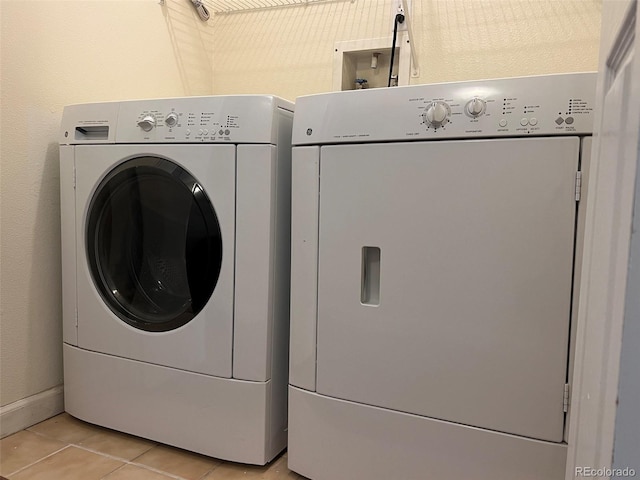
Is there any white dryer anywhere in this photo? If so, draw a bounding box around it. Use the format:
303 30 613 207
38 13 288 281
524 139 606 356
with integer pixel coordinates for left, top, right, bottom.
59 95 293 464
288 73 596 479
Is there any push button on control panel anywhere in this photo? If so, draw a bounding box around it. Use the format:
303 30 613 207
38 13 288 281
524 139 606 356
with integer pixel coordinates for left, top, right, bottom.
555 117 565 125
499 119 508 127
565 117 574 125
520 118 529 126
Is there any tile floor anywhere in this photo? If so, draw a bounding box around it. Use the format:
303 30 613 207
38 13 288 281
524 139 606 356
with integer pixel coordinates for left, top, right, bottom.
0 413 306 480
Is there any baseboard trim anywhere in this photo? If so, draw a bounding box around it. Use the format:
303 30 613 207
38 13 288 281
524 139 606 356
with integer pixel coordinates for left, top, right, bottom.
0 385 64 438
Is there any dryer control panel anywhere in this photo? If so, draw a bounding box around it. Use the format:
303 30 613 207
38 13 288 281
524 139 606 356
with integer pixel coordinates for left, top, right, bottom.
292 72 596 145
60 95 294 145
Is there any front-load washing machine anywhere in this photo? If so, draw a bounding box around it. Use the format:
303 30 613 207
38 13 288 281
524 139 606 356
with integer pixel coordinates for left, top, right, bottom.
288 73 596 479
59 95 293 464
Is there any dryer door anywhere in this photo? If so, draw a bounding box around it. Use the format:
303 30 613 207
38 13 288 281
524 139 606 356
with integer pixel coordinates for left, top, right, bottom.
315 137 580 443
75 145 235 377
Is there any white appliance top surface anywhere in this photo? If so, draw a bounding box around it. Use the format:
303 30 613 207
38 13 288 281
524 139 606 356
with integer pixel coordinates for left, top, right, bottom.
292 72 596 145
60 95 294 145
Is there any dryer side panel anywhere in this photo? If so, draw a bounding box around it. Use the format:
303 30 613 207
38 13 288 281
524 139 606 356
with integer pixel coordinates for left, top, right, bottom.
60 145 77 346
289 147 320 392
267 108 293 459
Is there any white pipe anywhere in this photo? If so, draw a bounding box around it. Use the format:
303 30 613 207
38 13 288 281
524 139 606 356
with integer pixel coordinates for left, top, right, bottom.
401 0 419 77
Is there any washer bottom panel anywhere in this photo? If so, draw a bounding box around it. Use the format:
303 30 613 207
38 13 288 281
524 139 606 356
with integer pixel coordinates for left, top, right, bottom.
64 344 283 465
288 386 567 480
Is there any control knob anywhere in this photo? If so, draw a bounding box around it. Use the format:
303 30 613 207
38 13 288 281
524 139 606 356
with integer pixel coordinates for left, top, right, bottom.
424 102 450 128
165 113 179 127
466 97 486 117
138 115 156 132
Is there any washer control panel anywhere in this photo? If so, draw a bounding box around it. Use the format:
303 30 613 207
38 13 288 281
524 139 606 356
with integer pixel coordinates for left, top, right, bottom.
60 95 294 145
119 96 275 143
293 72 596 145
124 105 243 142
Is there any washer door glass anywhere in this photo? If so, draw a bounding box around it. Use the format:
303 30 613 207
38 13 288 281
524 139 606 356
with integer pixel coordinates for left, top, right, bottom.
86 157 223 332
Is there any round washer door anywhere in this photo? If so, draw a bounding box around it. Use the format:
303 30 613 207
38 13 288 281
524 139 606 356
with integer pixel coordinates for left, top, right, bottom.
86 156 222 332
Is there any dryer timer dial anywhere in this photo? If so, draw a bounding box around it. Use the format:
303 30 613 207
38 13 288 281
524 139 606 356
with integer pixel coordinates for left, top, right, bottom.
424 102 450 128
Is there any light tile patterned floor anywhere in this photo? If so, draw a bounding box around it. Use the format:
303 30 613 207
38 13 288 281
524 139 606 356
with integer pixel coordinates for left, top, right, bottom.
0 413 306 480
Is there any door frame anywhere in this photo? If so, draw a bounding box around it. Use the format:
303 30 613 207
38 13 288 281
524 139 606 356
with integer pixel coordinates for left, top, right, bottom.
566 0 640 477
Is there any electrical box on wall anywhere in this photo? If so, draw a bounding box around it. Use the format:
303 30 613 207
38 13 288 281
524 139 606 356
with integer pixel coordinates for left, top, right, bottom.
333 35 412 91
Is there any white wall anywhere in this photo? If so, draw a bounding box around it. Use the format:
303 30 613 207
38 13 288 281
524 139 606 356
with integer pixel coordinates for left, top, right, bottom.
0 0 214 422
211 0 602 100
